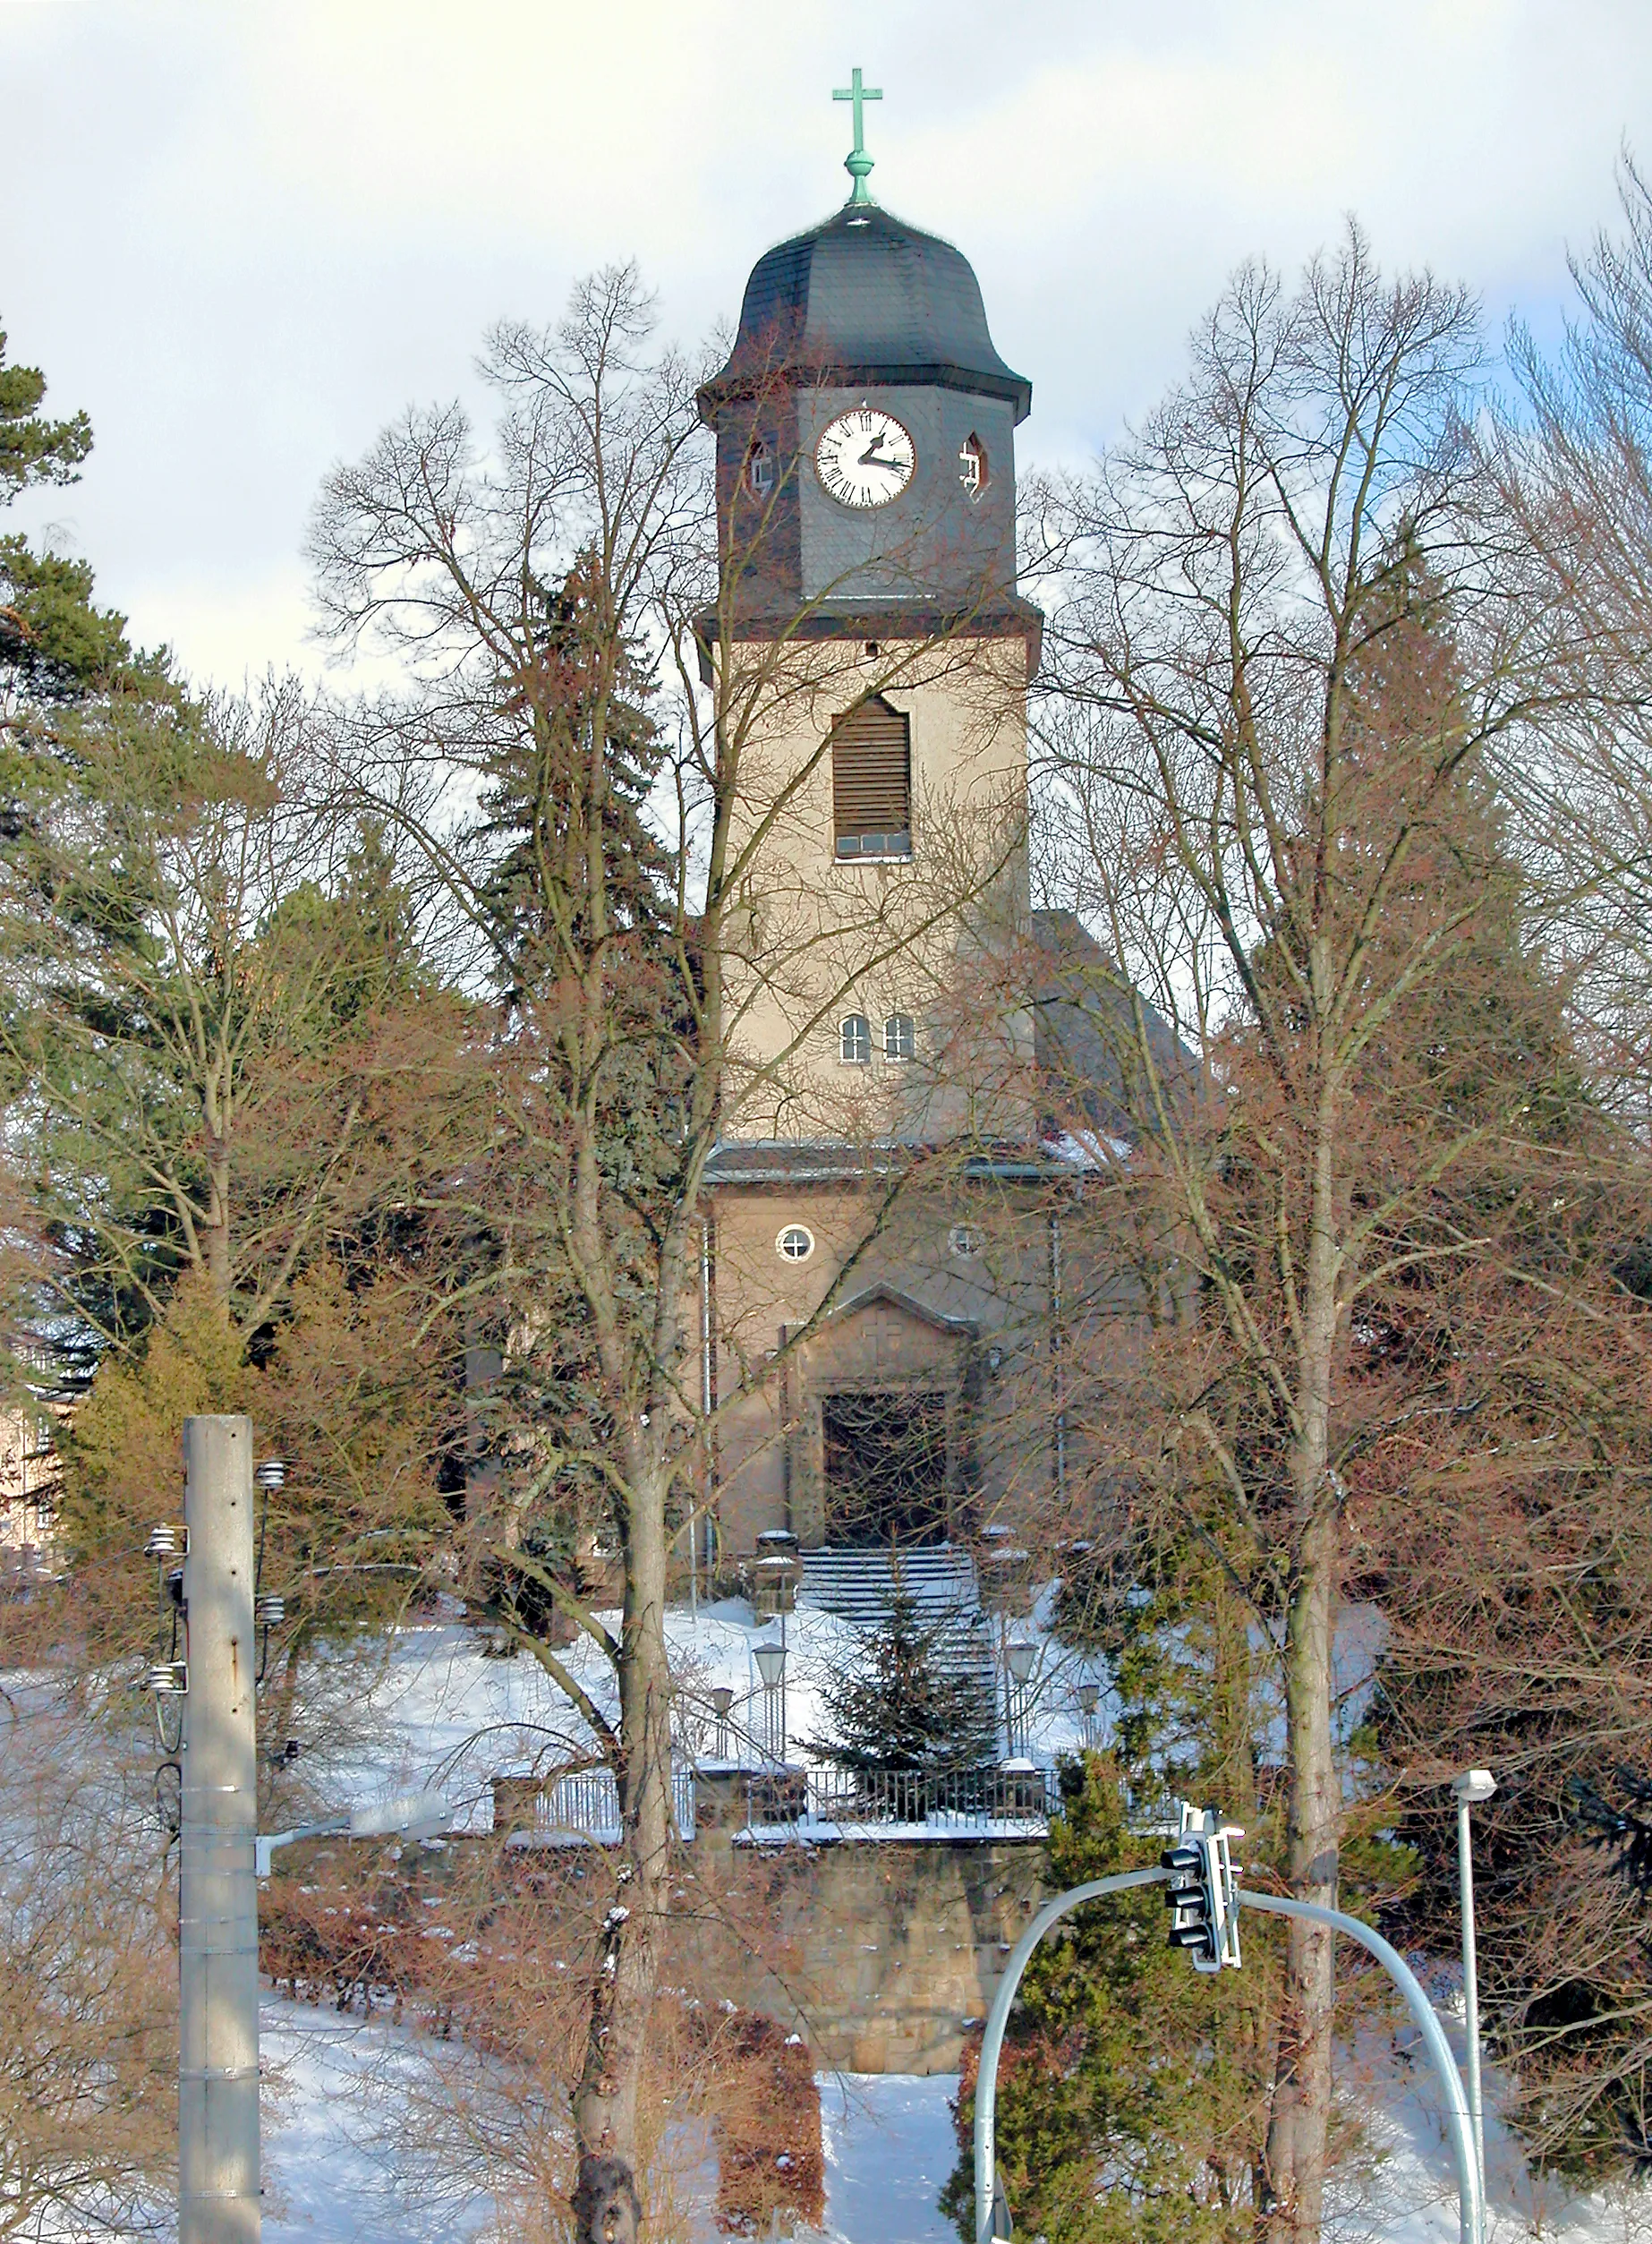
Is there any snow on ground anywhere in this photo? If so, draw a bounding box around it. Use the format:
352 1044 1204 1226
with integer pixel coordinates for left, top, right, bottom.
259 1994 959 2244
13 1593 1639 2242
817 2073 960 2243
260 1988 958 2244
261 2001 490 2244
260 1992 1641 2244
309 1601 889 1829
301 1584 1392 1837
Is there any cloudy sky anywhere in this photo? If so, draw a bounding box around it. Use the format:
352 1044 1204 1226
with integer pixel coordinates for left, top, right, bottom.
6 0 1652 690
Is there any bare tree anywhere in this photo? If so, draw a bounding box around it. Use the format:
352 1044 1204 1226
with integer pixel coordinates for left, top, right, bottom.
0 1688 175 2240
1034 224 1558 2240
310 264 1027 2240
1483 156 1652 1133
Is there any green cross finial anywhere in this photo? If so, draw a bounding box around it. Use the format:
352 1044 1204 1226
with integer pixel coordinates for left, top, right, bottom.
833 66 882 206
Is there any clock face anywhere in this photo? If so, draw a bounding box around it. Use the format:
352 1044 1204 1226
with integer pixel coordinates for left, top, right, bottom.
814 406 916 509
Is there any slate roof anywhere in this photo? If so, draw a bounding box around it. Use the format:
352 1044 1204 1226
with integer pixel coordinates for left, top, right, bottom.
1030 909 1189 1136
698 203 1032 426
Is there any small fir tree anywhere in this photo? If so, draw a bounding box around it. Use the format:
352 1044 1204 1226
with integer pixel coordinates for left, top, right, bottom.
807 1579 997 1777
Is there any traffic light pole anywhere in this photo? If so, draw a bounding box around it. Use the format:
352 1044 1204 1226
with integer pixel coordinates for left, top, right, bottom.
973 1873 1482 2244
973 1867 1167 2244
1239 1890 1481 2244
179 1415 262 2244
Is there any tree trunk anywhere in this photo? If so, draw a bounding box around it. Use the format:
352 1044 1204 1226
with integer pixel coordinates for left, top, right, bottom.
571 1459 673 2244
1260 1531 1339 2242
1262 1104 1341 2244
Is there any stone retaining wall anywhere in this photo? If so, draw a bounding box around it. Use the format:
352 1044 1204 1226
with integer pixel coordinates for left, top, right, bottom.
689 1770 1046 2075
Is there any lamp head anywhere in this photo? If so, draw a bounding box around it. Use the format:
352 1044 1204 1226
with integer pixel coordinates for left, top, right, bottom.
1451 1769 1497 1804
1006 1640 1037 1684
753 1642 787 1689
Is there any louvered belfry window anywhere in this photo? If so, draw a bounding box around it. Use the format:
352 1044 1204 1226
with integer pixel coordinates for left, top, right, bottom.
830 695 911 858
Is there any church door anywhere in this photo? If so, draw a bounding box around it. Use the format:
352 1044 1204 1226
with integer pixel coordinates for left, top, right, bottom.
820 1389 949 1547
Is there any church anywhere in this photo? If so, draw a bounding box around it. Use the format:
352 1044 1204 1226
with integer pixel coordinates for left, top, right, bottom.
688 81 1125 1577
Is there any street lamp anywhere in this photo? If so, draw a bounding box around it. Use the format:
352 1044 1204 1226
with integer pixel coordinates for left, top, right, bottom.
1452 1768 1496 2201
753 1640 787 1764
711 1685 734 1760
1077 1681 1100 1750
1005 1638 1037 1761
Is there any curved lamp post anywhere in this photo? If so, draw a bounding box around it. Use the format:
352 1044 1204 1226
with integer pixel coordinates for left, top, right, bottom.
974 1870 1482 2244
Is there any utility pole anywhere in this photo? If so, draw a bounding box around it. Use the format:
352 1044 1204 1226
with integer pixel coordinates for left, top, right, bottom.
179 1415 261 2244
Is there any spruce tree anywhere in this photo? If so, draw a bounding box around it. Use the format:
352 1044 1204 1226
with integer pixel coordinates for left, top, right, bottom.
806 1577 997 1779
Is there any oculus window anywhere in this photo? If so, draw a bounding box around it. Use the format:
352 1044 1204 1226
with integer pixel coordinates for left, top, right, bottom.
839 1013 872 1065
776 1224 815 1263
883 1012 915 1061
830 695 911 859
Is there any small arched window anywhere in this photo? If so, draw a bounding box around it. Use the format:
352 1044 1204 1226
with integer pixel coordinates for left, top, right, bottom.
883 1012 915 1062
776 1224 815 1263
839 1014 872 1065
746 439 774 498
959 434 988 496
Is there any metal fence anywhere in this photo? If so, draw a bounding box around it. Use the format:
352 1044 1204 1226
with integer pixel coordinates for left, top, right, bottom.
527 1763 698 1845
745 1764 1052 1833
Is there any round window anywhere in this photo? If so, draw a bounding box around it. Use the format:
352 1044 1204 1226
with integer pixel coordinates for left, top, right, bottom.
777 1224 815 1264
948 1224 984 1260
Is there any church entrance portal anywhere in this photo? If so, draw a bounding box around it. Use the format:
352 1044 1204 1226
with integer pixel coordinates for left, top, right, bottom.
821 1389 949 1547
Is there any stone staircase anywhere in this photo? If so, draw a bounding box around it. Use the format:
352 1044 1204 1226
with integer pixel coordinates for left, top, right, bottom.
797 1545 996 1687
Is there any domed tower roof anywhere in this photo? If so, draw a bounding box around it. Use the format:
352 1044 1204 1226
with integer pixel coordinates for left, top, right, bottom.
698 202 1032 427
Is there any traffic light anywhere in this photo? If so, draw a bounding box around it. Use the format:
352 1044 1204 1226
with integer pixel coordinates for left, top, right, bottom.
1160 1801 1242 1974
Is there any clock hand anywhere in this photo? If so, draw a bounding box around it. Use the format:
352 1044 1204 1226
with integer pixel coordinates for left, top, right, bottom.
856 446 906 471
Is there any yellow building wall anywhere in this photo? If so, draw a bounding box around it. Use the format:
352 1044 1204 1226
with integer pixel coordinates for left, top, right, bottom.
715 634 1034 1144
708 1177 1057 1554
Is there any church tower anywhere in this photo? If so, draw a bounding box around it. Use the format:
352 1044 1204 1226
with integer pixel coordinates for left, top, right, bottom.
700 81 1051 1560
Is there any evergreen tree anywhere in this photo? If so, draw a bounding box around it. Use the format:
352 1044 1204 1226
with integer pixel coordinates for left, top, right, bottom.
806 1578 997 1778
0 322 90 501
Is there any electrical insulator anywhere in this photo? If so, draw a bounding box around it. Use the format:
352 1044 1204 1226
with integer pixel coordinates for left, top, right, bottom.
146 1661 189 1696
144 1523 187 1559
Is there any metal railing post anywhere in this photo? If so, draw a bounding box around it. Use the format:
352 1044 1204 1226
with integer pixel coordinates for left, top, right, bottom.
179 1415 261 2244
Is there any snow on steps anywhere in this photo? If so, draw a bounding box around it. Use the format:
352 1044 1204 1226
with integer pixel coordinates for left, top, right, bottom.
796 1545 995 1685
